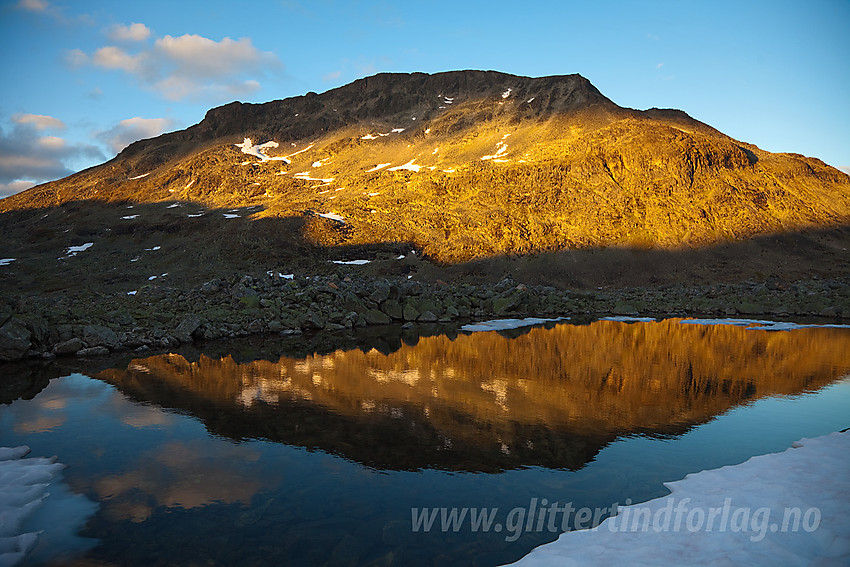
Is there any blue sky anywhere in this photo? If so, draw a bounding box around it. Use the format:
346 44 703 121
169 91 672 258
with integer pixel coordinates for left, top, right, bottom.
1 0 848 197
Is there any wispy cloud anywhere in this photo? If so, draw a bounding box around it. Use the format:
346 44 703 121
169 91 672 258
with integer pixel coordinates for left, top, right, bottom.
17 0 48 12
70 29 281 102
656 62 664 69
16 0 92 24
96 117 175 154
646 33 660 41
323 70 342 82
0 115 104 197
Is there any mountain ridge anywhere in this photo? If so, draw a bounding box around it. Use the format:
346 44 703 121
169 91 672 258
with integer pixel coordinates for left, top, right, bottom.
1 69 848 267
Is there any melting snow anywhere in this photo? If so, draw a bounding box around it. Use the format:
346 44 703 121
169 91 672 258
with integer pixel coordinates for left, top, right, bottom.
121 215 139 220
186 213 203 218
391 128 405 133
223 213 240 219
330 259 371 265
527 97 535 103
512 431 850 567
64 243 93 257
127 290 137 295
367 192 380 196
166 203 181 208
482 141 509 160
127 173 150 180
235 138 291 163
425 128 431 134
0 258 15 266
502 88 513 99
148 275 157 280
0 446 98 566
388 159 421 172
284 144 314 159
184 179 195 189
312 158 330 167
317 212 345 222
145 246 160 251
294 172 335 182
267 271 295 279
443 169 456 173
461 317 568 332
366 163 391 172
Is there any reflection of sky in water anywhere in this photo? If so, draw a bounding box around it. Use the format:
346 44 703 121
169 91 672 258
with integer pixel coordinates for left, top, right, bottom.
2 370 850 564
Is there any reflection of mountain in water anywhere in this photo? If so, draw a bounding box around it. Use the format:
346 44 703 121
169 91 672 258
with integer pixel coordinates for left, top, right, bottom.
98 319 850 472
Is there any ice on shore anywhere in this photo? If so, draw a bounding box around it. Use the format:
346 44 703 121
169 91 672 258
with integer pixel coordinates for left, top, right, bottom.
0 446 97 566
678 318 850 331
460 317 568 332
603 316 850 331
511 431 850 567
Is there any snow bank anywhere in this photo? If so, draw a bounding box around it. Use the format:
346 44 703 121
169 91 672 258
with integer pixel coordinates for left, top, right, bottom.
0 259 15 266
316 212 345 223
388 159 421 172
62 243 93 258
235 138 290 163
330 259 370 265
0 446 97 566
121 215 139 220
127 173 150 180
511 431 850 567
366 163 391 172
460 317 568 332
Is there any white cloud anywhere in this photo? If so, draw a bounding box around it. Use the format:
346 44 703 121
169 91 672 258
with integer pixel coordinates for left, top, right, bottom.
75 32 280 102
93 45 148 75
0 118 104 196
97 117 175 154
12 113 66 131
106 22 151 42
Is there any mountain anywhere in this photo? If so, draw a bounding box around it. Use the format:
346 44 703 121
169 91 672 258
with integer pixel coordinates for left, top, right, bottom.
1 70 849 296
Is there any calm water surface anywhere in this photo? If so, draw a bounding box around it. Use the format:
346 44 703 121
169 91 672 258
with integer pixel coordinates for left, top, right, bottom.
2 318 849 566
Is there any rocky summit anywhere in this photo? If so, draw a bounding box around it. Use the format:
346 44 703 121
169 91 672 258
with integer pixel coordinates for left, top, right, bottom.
1 70 849 363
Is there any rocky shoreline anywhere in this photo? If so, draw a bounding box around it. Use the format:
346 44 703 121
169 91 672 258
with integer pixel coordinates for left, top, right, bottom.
2 274 849 363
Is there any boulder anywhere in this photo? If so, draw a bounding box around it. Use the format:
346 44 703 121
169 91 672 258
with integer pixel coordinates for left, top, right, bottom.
364 309 391 325
0 320 31 361
82 325 119 348
174 315 202 343
53 337 84 356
